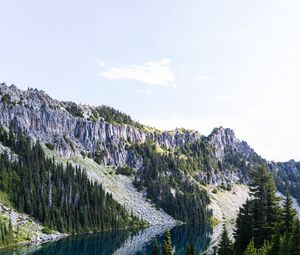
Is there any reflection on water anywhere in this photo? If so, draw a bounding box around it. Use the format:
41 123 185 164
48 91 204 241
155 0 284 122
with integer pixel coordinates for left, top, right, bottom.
0 224 211 255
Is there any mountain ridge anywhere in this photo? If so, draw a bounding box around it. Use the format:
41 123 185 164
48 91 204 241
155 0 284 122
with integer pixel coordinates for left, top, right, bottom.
0 82 299 229
0 83 256 165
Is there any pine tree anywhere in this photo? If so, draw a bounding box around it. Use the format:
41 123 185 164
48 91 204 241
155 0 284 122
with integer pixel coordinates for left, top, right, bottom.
0 125 145 234
257 240 270 255
152 239 158 255
234 199 253 255
185 243 196 255
218 224 234 255
281 193 297 234
278 233 291 255
289 220 300 255
268 231 281 255
243 239 257 255
250 165 281 247
162 228 173 255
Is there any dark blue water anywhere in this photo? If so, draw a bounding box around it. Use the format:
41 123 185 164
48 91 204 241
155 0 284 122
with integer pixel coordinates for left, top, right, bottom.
0 224 211 255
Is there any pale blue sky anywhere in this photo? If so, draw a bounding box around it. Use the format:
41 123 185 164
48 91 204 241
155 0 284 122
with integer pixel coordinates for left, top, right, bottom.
1 0 300 161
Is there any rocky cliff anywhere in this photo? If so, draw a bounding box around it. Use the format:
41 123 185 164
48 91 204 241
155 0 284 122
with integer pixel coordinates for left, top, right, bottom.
0 83 203 167
1 82 300 255
0 84 257 183
0 83 300 190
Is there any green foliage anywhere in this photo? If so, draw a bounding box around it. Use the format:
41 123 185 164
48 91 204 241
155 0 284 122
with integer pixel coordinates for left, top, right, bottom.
0 191 13 208
234 164 299 255
0 125 145 233
234 199 253 254
185 243 196 255
65 103 84 118
131 142 212 225
91 105 138 125
116 166 133 176
152 239 159 255
288 220 300 255
45 142 54 150
1 94 11 104
250 165 282 247
0 217 13 246
65 104 143 127
162 228 173 255
272 161 300 204
41 227 52 235
281 193 297 234
94 149 107 165
217 224 234 255
257 241 271 255
243 239 257 255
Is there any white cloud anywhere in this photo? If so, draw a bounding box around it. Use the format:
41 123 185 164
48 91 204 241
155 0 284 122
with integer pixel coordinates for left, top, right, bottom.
197 75 213 81
100 58 175 86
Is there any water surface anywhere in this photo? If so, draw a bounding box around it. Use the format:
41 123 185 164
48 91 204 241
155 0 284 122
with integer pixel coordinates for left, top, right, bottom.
0 224 211 255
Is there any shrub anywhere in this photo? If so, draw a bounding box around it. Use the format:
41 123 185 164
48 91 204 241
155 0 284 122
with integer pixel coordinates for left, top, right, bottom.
41 227 52 235
45 143 54 150
1 94 11 103
116 166 133 176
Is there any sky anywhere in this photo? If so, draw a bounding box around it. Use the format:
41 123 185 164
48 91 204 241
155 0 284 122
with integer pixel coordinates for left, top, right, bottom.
1 0 300 162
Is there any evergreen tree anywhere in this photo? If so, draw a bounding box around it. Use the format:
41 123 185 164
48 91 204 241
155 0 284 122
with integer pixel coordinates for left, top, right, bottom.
152 239 159 255
281 193 297 234
289 220 300 255
278 233 291 255
243 239 257 255
217 224 234 255
162 228 173 255
268 231 281 255
234 199 253 255
0 125 145 233
250 165 281 247
257 241 270 255
185 243 196 255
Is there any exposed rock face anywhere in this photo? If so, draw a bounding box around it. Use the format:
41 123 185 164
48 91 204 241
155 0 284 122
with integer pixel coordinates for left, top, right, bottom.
0 83 271 191
0 83 203 167
207 127 257 161
0 202 66 244
1 84 298 189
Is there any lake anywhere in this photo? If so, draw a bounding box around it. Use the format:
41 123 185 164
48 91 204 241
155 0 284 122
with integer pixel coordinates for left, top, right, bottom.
0 224 212 255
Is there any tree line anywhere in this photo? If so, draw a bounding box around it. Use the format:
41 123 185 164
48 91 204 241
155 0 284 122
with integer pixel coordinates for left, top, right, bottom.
0 123 145 234
151 165 300 254
131 142 212 226
217 165 300 254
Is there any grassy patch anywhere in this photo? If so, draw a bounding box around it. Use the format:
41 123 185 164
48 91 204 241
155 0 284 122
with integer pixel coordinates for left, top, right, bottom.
0 192 13 208
210 215 221 227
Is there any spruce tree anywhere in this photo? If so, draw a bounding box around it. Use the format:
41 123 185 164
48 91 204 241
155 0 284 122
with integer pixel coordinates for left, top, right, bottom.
268 231 281 255
218 224 234 255
243 239 257 255
162 228 173 255
250 165 281 247
289 220 300 255
234 199 253 254
152 239 158 255
282 193 297 234
278 233 291 255
185 243 196 255
257 240 270 255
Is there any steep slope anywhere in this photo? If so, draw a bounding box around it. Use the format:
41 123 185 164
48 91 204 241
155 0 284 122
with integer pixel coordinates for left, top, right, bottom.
0 83 201 166
0 201 65 244
0 83 300 230
43 147 175 226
